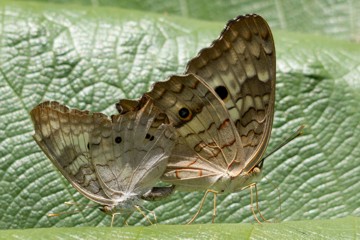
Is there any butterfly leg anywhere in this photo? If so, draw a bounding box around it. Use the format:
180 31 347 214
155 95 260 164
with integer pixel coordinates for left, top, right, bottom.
138 205 158 224
212 190 218 223
121 211 134 226
123 217 128 226
254 184 270 223
111 211 135 227
135 205 153 225
262 176 282 222
150 210 157 224
111 212 123 227
187 189 218 224
150 211 157 224
249 184 262 224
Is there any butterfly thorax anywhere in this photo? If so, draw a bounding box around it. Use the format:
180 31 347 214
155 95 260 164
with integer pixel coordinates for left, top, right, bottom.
101 194 144 214
213 167 263 194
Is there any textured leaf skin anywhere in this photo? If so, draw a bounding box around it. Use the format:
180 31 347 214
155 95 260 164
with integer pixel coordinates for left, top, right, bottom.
14 0 360 41
0 1 359 237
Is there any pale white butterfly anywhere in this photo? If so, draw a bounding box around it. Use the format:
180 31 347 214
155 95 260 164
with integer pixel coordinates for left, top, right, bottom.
31 99 176 225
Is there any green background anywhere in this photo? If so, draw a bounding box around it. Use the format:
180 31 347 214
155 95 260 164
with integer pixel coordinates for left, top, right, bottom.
0 0 359 238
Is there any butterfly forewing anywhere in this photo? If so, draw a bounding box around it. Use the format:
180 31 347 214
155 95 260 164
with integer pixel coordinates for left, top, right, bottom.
186 14 276 171
90 100 176 197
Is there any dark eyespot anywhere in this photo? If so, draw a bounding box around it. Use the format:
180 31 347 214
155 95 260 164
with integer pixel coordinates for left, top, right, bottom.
179 107 189 118
145 133 155 141
115 136 122 144
178 107 192 121
215 86 228 100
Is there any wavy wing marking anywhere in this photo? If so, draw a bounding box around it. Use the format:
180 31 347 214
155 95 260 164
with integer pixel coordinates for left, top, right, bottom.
30 101 112 205
89 100 176 197
186 14 276 170
146 74 245 190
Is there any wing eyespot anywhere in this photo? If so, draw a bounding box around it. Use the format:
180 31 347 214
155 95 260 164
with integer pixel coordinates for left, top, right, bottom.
145 133 155 141
215 85 229 101
178 107 193 122
115 136 122 144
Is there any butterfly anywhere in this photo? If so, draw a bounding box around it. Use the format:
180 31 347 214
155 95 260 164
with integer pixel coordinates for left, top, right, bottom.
141 14 276 222
30 99 176 225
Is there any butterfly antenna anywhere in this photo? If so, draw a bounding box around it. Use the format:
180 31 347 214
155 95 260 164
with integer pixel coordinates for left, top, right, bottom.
262 125 304 161
47 201 98 217
254 184 270 223
249 184 262 224
48 210 81 217
64 201 98 207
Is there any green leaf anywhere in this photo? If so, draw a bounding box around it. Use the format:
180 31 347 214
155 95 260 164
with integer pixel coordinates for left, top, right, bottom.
0 217 358 240
0 0 359 234
12 0 360 41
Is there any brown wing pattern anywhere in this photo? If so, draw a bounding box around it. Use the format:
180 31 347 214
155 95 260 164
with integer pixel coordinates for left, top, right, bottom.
115 96 171 146
30 101 113 205
186 14 276 171
145 74 246 190
89 100 176 197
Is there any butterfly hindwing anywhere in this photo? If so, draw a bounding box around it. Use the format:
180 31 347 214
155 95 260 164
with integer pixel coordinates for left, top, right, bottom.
146 74 246 190
30 101 112 204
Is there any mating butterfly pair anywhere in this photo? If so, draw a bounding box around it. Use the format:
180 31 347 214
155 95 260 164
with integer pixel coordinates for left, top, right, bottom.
30 14 275 225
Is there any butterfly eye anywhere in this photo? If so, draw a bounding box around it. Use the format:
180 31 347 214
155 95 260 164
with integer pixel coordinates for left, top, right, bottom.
115 136 122 144
178 107 192 121
87 143 90 150
145 133 155 141
215 85 229 101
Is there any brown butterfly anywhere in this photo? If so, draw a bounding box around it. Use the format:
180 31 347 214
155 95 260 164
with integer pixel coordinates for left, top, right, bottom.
139 14 276 222
30 100 176 225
